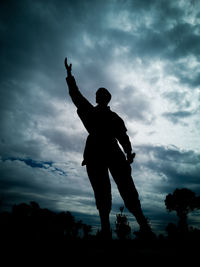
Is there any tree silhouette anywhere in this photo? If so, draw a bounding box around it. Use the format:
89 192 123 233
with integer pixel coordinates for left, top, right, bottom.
165 188 200 233
0 201 93 242
115 206 131 240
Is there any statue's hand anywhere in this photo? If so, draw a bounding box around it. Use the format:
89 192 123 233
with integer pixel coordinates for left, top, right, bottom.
64 57 72 77
127 152 136 164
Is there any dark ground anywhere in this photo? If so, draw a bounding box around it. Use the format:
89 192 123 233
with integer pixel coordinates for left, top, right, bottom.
1 202 199 266
2 237 199 266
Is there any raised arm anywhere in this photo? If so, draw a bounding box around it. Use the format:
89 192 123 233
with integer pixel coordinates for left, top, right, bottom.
65 57 92 110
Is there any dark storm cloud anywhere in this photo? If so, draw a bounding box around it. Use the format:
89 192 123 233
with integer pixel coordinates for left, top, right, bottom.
162 110 195 124
165 60 200 88
136 144 200 194
162 90 199 125
41 127 86 152
105 1 199 58
0 157 92 211
1 1 199 63
162 91 190 109
1 0 199 108
114 86 155 124
105 1 200 89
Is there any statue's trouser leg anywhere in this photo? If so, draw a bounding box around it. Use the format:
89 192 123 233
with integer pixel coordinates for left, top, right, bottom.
86 163 111 234
109 158 148 228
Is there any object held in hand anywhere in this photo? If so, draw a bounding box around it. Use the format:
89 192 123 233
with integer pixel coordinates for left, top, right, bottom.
127 152 136 164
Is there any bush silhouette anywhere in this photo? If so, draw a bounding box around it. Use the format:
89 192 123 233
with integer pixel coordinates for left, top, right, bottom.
115 206 131 240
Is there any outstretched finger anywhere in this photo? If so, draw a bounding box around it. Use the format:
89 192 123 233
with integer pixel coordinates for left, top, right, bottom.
64 57 68 69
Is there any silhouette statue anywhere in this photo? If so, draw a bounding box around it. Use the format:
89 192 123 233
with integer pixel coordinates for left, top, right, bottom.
65 57 153 239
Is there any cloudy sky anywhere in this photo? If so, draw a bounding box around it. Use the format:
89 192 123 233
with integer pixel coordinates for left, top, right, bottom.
0 0 200 235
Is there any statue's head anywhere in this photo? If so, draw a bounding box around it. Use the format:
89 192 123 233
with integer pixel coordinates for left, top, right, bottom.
96 88 111 106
